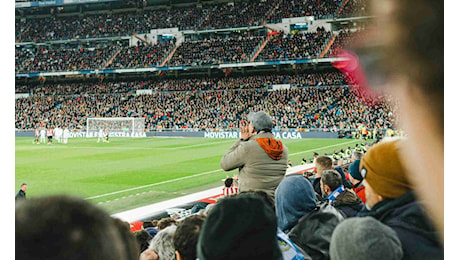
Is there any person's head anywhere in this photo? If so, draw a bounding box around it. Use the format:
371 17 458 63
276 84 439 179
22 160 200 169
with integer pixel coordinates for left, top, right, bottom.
16 195 129 260
360 140 413 209
330 217 403 260
351 151 363 162
366 0 443 235
320 170 343 197
151 219 159 227
197 193 282 260
133 230 152 253
315 155 333 176
247 111 273 132
148 225 177 260
224 177 233 188
313 152 319 158
112 218 140 260
20 183 27 191
142 221 154 229
157 217 177 231
348 159 363 185
173 215 206 260
275 175 316 232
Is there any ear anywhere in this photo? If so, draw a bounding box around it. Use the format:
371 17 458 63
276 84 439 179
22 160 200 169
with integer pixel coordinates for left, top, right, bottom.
175 251 182 260
324 184 331 194
377 194 384 203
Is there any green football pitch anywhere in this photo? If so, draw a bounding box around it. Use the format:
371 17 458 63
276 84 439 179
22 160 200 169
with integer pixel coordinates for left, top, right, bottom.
15 137 363 214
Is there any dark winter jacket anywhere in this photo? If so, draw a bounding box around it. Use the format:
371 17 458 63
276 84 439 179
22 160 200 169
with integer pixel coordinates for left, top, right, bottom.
15 190 26 201
358 191 443 260
288 203 344 260
331 189 363 218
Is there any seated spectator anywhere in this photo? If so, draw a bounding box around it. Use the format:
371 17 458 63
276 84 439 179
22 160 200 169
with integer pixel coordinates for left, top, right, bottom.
197 193 282 260
142 221 159 238
147 225 177 260
358 140 443 259
222 177 238 196
311 155 333 196
275 174 344 259
133 230 152 253
173 214 206 260
330 217 403 260
320 169 363 217
15 195 137 260
347 159 366 203
157 217 177 231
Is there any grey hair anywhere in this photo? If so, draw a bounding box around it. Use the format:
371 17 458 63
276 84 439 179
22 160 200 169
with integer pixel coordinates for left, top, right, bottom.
148 225 177 259
351 151 363 161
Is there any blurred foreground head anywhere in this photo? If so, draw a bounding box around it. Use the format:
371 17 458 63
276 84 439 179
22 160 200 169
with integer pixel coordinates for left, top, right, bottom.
367 0 443 238
16 195 137 260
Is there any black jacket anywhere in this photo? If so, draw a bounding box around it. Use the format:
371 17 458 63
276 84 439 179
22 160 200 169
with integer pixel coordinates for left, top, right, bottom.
359 191 443 260
331 189 363 218
288 203 344 260
15 190 26 200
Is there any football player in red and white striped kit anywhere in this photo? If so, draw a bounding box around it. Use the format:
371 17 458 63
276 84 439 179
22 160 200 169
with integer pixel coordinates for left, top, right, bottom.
222 176 238 196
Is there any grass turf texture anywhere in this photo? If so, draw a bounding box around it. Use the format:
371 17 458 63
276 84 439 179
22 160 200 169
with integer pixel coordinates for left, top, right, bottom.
15 137 363 214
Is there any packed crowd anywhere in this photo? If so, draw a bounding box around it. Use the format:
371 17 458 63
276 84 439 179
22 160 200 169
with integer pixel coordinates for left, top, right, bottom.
15 7 209 42
198 0 276 30
268 0 342 23
15 75 396 131
326 30 364 58
108 40 174 69
338 0 367 17
16 42 122 73
16 71 348 95
256 30 331 61
168 34 264 66
16 0 367 42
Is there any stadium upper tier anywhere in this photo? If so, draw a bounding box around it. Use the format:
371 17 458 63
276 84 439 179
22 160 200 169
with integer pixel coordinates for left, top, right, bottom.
15 72 396 131
15 30 361 73
15 0 367 43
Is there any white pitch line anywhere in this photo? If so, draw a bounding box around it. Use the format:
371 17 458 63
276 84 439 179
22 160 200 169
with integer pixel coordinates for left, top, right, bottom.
85 169 223 200
289 139 361 156
86 139 359 201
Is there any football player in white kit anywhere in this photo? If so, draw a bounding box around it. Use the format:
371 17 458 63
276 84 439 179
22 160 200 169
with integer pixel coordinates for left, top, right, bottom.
63 127 70 144
39 128 46 144
97 128 104 143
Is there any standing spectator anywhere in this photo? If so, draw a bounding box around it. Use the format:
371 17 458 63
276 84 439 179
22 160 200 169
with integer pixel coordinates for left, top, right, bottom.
15 183 27 201
358 140 443 259
320 170 363 217
197 193 282 260
330 217 403 260
220 111 288 199
173 215 206 260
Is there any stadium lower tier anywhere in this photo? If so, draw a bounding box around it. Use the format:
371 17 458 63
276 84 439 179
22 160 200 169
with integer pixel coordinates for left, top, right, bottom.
15 85 397 131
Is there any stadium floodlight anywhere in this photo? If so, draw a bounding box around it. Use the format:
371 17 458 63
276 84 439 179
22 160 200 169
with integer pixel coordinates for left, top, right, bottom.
86 117 146 138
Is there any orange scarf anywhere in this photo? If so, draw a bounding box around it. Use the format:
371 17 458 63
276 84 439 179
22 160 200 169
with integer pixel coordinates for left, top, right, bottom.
255 138 284 160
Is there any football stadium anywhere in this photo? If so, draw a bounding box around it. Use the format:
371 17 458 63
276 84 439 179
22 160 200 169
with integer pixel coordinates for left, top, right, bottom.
15 0 444 259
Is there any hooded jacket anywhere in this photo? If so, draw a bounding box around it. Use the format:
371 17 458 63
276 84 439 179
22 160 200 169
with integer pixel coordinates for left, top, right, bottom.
220 132 288 199
358 191 443 260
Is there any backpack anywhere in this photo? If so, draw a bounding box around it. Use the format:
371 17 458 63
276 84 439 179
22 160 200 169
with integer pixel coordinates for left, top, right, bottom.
288 202 344 260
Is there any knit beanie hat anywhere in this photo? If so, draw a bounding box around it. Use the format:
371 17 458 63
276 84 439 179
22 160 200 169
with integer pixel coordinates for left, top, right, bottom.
360 139 413 199
197 193 282 260
330 217 403 260
348 159 362 181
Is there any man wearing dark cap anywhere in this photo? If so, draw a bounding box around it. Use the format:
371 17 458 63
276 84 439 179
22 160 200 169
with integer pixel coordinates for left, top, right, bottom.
220 111 288 199
347 159 366 203
358 140 443 259
197 193 282 260
15 183 27 201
